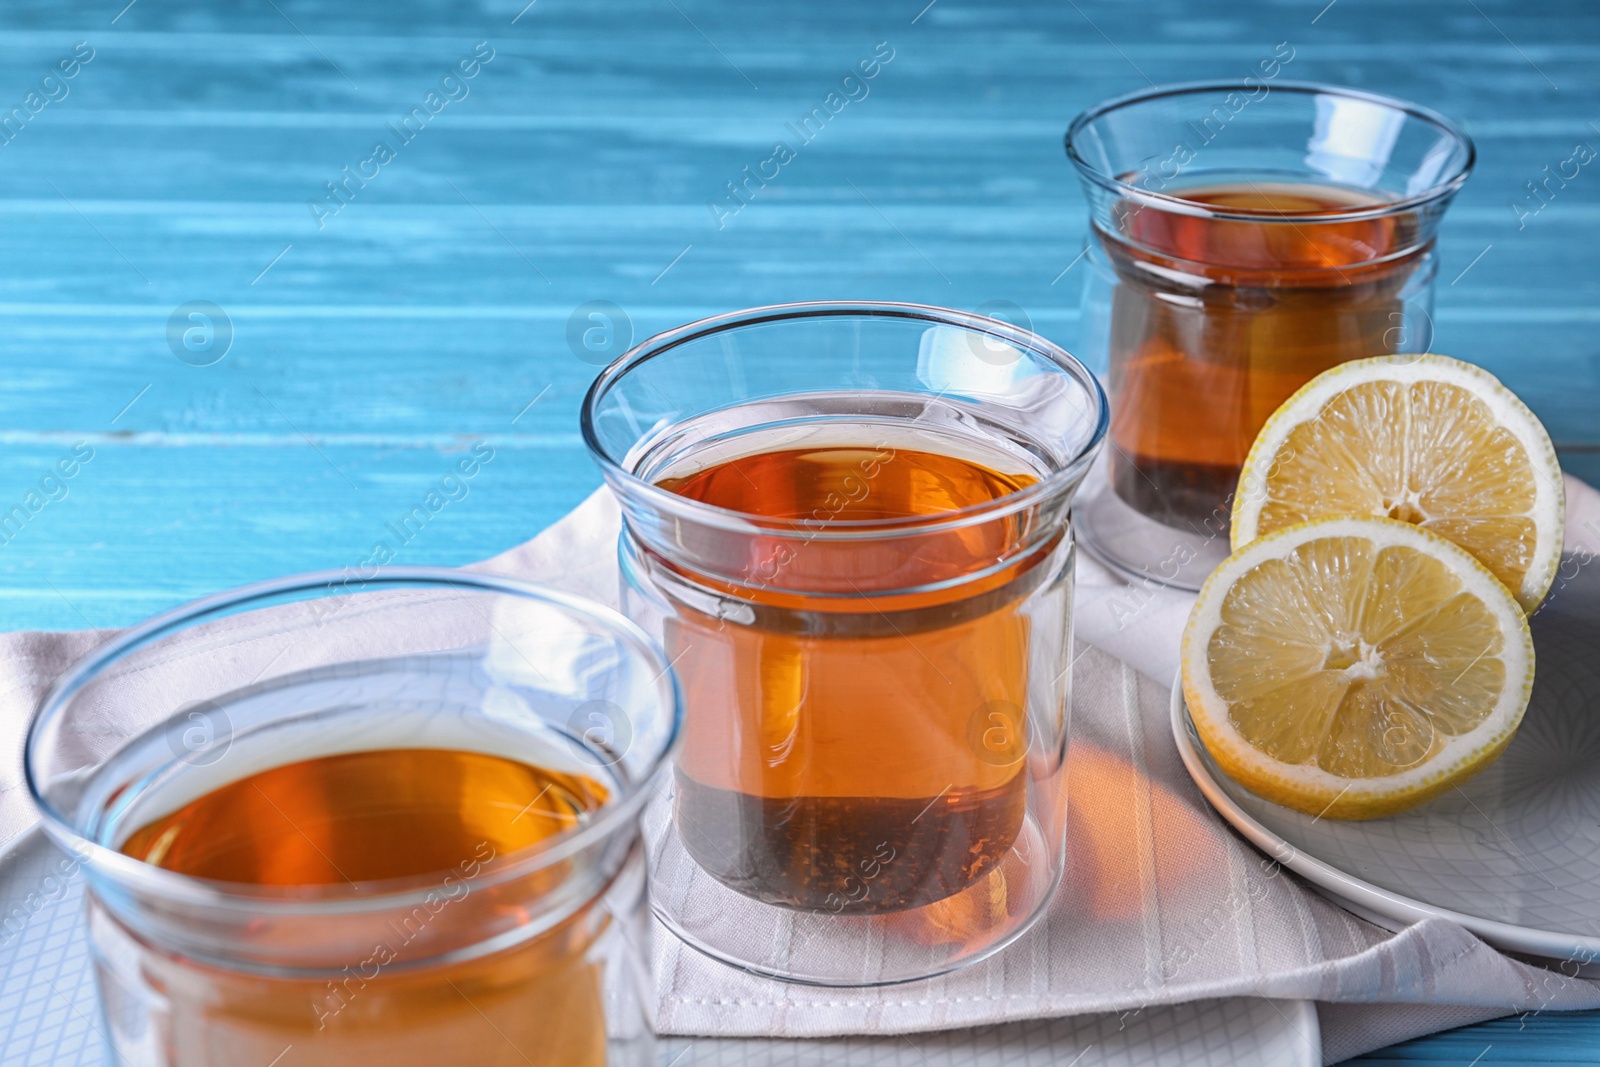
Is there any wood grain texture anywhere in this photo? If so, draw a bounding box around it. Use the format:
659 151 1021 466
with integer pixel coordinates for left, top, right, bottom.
0 0 1595 1059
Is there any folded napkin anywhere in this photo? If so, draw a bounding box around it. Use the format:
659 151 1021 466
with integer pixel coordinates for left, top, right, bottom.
5 476 1600 1065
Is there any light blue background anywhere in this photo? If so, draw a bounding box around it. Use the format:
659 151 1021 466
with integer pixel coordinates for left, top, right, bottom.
0 0 1595 1060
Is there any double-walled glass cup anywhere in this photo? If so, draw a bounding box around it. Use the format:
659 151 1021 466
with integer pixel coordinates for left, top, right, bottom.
582 302 1107 984
1066 81 1474 588
26 569 679 1067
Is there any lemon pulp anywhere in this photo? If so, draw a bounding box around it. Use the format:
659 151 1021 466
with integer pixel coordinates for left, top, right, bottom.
1184 517 1533 819
1210 534 1508 779
1232 355 1563 612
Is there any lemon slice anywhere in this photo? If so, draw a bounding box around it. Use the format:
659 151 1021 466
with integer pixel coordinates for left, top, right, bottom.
1231 355 1564 611
1183 516 1533 820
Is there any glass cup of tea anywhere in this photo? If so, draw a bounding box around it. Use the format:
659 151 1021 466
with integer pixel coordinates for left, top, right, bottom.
1066 81 1474 588
25 569 680 1067
582 301 1108 984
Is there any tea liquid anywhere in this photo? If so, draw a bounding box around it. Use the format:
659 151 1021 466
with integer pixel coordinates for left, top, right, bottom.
1100 180 1426 526
123 748 608 883
119 747 614 1067
656 440 1045 913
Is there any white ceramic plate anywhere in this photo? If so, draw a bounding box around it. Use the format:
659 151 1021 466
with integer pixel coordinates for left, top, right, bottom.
1171 558 1600 974
0 825 1318 1065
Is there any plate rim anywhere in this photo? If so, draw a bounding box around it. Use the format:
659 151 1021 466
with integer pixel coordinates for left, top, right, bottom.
1168 671 1600 966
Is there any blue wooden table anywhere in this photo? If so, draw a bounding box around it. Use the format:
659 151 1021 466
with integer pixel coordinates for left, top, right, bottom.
0 0 1595 1060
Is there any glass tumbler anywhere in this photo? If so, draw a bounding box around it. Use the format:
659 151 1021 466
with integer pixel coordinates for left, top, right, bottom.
581 301 1108 984
26 569 679 1067
1066 81 1474 588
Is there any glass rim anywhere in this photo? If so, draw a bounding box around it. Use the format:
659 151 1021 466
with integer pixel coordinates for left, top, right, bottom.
23 566 683 912
1064 80 1477 224
579 300 1110 539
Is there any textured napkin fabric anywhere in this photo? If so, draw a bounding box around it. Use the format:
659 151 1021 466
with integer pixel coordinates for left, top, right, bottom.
4 475 1600 1065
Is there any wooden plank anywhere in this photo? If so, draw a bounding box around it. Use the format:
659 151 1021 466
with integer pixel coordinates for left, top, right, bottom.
1347 1009 1600 1062
0 303 1590 446
0 440 600 631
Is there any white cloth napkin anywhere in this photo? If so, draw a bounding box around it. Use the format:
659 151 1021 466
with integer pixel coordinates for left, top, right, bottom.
5 476 1600 1065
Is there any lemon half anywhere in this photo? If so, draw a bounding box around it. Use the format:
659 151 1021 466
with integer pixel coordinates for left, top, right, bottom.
1183 516 1533 820
1231 355 1564 611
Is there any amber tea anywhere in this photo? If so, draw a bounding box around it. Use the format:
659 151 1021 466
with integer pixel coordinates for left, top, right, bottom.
1100 180 1426 526
656 436 1049 914
122 747 609 884
117 744 617 1067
